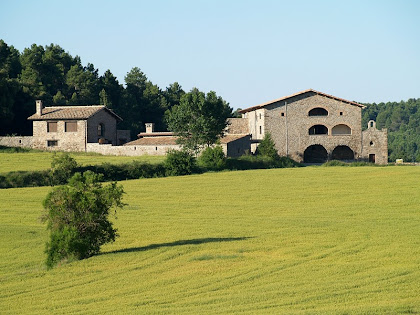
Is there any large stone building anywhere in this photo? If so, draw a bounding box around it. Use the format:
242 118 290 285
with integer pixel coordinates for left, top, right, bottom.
235 89 388 164
26 100 130 151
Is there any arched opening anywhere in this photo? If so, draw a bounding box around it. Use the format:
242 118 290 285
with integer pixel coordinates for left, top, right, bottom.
308 107 328 116
309 125 328 135
304 145 328 163
97 123 105 137
332 124 351 135
331 145 354 161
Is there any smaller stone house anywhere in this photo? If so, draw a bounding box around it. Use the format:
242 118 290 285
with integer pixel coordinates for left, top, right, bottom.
124 123 251 157
27 100 129 151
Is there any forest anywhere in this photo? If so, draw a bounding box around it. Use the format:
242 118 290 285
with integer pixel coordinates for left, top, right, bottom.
1 40 419 162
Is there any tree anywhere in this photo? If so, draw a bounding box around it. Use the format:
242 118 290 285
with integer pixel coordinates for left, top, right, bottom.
256 133 278 159
165 88 232 153
163 82 185 110
121 67 167 134
50 152 78 185
42 171 125 268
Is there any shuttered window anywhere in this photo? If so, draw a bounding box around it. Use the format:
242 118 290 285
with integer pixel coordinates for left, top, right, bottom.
65 121 77 132
47 122 57 132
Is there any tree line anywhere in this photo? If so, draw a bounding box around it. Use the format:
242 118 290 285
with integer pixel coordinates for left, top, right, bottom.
0 40 191 137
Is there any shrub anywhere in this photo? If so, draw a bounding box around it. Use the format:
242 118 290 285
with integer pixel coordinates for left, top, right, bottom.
164 150 197 176
50 153 78 185
226 155 301 170
42 171 125 269
322 160 348 167
198 146 227 171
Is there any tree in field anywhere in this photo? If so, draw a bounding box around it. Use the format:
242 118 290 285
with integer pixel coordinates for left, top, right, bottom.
42 171 125 269
165 88 232 153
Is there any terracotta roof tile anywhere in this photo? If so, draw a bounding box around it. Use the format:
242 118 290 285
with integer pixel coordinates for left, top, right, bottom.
219 134 249 144
239 89 364 114
27 105 122 121
124 134 249 146
137 132 175 137
124 136 178 146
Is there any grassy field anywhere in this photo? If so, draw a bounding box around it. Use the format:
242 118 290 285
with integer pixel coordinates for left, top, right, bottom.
1 166 419 313
0 151 165 173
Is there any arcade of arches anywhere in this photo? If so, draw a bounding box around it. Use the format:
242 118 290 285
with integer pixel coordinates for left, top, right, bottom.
303 144 355 163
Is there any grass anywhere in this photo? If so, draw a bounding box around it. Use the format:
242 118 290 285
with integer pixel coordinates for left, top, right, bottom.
0 166 419 313
0 150 165 173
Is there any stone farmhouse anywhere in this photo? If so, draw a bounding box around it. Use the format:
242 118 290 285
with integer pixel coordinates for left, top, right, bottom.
0 100 130 152
233 89 388 164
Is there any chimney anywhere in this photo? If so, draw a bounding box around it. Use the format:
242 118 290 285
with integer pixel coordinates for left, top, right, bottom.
36 100 43 116
145 123 155 134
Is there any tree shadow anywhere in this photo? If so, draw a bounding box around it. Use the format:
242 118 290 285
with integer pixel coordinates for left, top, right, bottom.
102 237 253 255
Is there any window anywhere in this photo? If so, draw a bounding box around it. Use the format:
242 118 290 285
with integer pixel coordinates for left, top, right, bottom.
332 124 351 135
47 122 57 132
65 121 77 132
308 107 328 116
259 113 262 120
309 125 328 135
97 123 105 136
370 141 374 146
259 126 262 134
340 112 343 116
281 112 285 117
47 140 58 147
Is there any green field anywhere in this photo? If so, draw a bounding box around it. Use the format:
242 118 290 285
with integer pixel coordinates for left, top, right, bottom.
0 151 165 173
1 166 419 313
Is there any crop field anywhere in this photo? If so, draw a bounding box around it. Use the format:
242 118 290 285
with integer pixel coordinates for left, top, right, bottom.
1 166 419 313
0 151 165 173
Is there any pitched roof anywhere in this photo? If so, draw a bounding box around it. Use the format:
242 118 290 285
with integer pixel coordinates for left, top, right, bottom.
124 136 178 146
219 134 250 144
137 131 175 137
27 105 122 121
239 89 364 114
124 134 249 146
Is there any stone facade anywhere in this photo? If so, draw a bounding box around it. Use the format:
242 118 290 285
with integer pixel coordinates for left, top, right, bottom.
26 101 128 152
361 120 388 164
239 89 388 164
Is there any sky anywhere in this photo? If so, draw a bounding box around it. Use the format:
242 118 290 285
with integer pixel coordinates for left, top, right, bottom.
1 0 419 109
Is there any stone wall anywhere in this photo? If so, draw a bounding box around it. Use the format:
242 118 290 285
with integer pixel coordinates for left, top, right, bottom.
86 143 181 156
0 136 33 148
226 118 249 134
361 120 388 164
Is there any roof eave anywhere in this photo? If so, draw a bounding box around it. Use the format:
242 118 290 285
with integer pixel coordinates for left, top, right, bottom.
239 89 364 113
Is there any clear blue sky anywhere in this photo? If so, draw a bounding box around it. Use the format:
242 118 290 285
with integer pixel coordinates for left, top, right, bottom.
1 0 419 109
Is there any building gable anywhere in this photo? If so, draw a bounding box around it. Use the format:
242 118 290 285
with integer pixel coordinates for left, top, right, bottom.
239 89 364 114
